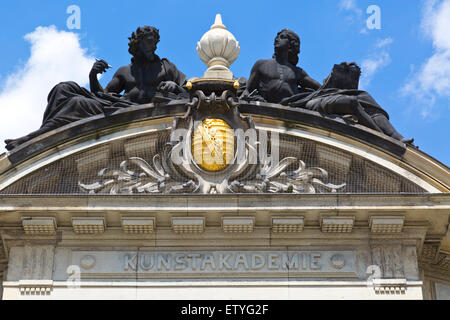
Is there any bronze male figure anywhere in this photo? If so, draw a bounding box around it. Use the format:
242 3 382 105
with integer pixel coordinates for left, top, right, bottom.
241 29 321 103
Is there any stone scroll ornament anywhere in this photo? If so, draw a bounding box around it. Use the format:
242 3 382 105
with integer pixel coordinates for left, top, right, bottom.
79 89 346 195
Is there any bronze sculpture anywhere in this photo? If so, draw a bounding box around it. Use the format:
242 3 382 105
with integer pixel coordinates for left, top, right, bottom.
241 29 413 144
4 25 414 152
285 62 414 144
241 29 321 103
4 26 187 151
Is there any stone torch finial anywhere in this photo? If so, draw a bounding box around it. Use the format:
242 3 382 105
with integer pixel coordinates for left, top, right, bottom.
196 14 240 80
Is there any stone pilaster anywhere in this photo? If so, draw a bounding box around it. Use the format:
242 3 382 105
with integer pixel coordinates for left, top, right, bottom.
7 246 54 281
6 246 55 296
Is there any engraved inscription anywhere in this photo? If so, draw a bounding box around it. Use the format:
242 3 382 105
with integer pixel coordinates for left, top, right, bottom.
71 250 356 278
127 251 343 274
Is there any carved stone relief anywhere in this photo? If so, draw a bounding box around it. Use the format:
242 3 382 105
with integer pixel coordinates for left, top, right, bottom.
79 90 346 195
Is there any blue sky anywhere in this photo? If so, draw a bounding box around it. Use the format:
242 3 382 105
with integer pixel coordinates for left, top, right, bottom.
0 0 449 166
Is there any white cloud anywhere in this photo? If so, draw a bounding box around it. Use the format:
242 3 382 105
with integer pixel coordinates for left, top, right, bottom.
0 26 95 150
375 37 394 48
359 37 394 89
339 0 368 33
339 0 362 15
401 0 450 117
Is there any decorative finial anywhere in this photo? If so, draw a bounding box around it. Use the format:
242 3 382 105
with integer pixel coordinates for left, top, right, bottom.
211 14 226 30
196 14 240 80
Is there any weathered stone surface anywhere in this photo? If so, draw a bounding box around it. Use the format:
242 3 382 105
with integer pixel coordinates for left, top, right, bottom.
6 246 54 281
435 282 450 300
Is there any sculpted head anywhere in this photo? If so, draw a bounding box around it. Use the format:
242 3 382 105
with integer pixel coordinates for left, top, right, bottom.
128 26 160 60
274 29 300 65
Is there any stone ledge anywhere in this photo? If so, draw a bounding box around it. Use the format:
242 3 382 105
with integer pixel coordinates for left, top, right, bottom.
0 101 412 173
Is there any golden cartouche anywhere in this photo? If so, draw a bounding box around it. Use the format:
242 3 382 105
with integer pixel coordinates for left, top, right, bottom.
192 118 234 172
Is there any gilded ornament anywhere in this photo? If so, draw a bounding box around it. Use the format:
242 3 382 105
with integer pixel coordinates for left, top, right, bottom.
192 118 234 172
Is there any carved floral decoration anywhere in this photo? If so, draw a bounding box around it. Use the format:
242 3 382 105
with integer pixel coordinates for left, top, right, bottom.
79 149 345 195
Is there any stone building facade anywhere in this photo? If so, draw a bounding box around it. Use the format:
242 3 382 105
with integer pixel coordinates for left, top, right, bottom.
0 99 448 300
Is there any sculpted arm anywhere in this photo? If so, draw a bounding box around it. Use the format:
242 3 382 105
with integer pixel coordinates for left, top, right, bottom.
240 60 267 102
298 68 321 90
89 59 108 94
157 59 187 94
246 60 263 94
89 60 126 95
104 67 127 94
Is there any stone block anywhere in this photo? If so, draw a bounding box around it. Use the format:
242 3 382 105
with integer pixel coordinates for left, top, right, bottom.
222 217 255 233
21 217 56 235
370 216 404 233
321 216 354 233
72 217 105 234
122 217 155 234
171 217 205 234
271 217 304 233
